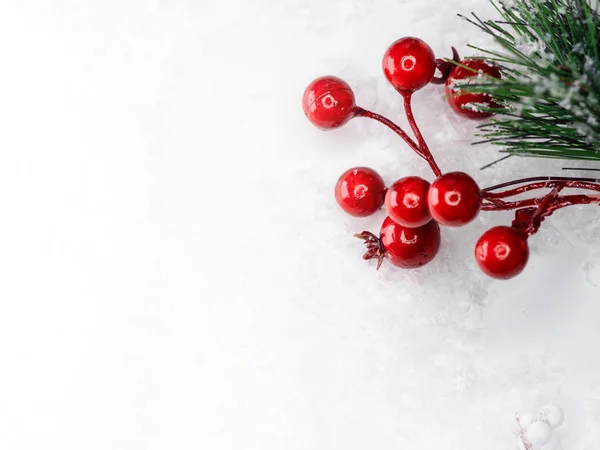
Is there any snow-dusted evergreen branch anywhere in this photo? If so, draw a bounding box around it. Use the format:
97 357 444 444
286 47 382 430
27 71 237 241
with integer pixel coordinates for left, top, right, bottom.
461 0 600 161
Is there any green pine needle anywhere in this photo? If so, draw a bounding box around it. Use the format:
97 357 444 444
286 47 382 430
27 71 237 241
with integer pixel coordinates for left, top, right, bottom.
461 0 600 161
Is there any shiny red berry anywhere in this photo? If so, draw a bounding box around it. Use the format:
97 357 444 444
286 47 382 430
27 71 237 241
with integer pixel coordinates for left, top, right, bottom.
385 176 431 228
380 216 441 268
445 59 502 119
475 226 529 279
302 76 357 130
427 172 482 227
335 167 386 217
383 37 436 93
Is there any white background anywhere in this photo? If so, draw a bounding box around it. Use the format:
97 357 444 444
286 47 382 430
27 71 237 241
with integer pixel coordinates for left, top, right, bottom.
0 0 599 449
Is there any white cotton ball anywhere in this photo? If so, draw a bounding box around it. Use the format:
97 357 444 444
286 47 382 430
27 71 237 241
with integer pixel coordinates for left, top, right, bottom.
517 436 527 450
520 413 535 429
525 421 552 448
538 403 564 428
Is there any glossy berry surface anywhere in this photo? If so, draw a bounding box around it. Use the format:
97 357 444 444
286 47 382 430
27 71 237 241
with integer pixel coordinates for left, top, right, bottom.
380 216 441 269
427 172 482 227
383 37 436 93
445 59 502 119
385 176 431 228
302 76 356 130
475 226 529 279
335 167 386 217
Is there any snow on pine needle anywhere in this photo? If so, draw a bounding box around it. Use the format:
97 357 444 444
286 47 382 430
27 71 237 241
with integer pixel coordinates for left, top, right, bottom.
458 0 600 161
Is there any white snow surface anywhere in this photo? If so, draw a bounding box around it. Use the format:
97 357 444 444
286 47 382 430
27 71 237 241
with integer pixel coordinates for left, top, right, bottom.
0 0 599 449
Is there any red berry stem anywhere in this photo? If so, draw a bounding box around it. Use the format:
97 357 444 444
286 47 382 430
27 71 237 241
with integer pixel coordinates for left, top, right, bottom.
354 107 424 159
482 193 600 212
481 176 600 230
484 180 600 199
481 175 600 218
513 193 600 236
482 197 539 211
483 195 529 209
481 194 600 211
481 190 599 246
483 176 600 194
525 185 564 235
537 194 600 219
430 47 461 85
401 92 443 177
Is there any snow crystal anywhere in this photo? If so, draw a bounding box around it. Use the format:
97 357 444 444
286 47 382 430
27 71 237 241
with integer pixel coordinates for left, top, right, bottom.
515 39 546 57
558 82 582 110
584 55 598 75
584 258 600 287
572 43 584 54
462 102 492 112
574 122 597 143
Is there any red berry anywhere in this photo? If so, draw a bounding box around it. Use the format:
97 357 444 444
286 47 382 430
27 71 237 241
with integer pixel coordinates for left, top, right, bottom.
302 76 357 130
385 176 432 228
335 167 386 217
383 37 436 93
475 226 529 279
445 59 502 119
380 216 441 268
427 172 482 227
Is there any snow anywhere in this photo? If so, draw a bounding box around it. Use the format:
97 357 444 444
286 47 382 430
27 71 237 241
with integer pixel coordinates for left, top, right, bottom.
515 38 547 58
0 1 599 450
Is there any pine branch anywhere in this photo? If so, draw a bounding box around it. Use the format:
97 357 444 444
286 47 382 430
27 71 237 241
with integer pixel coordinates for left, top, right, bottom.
463 0 600 161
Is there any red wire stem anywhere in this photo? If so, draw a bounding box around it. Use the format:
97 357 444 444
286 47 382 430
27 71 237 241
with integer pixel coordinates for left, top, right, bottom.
482 193 600 212
516 193 600 236
483 176 600 193
354 107 425 159
401 92 442 177
483 179 600 199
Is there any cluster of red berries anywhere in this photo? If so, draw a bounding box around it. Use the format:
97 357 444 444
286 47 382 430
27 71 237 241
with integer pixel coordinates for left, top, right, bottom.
302 37 600 280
